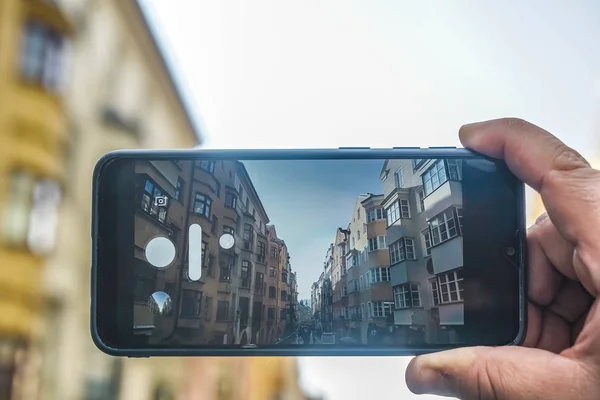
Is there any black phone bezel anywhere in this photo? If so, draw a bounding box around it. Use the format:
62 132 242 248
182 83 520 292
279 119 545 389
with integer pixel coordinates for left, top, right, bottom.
91 147 528 357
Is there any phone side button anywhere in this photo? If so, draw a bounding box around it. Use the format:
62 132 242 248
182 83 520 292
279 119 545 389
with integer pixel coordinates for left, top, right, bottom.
338 147 370 149
428 146 457 149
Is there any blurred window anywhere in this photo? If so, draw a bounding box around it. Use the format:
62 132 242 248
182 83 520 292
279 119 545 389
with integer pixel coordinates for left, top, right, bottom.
1 171 61 255
20 21 66 91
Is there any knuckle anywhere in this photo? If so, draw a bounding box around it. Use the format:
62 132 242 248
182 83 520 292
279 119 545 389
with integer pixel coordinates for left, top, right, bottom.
464 351 512 400
535 211 550 226
550 144 590 171
539 146 591 194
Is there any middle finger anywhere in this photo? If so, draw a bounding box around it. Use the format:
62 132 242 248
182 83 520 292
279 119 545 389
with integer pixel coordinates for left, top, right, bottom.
527 213 577 306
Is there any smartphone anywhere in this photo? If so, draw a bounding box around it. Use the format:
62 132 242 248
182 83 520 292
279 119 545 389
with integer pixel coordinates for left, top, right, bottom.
91 147 527 357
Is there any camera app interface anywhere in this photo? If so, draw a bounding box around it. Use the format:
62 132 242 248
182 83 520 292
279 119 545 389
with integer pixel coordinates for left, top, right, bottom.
133 158 471 347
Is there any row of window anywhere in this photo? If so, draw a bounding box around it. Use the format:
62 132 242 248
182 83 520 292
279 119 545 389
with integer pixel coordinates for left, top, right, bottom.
348 301 394 320
178 290 289 322
383 159 463 229
393 159 462 196
331 269 464 312
393 269 464 309
347 267 391 294
191 247 291 294
342 206 463 275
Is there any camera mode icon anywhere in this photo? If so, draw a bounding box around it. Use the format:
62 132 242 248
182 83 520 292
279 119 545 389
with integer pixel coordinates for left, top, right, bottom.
154 195 168 207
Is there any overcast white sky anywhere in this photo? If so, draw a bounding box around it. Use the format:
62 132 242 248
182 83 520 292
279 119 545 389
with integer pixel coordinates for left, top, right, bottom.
140 1 600 398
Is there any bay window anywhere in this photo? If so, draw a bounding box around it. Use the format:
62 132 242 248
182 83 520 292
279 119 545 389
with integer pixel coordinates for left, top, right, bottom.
431 269 464 305
368 235 386 252
368 208 386 222
369 301 394 317
422 159 462 196
20 20 67 91
393 283 421 309
389 238 416 264
367 267 390 283
429 207 461 246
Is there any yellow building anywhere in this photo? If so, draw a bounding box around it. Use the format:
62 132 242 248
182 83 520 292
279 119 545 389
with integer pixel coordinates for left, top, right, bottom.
0 0 73 398
34 0 202 399
184 357 320 400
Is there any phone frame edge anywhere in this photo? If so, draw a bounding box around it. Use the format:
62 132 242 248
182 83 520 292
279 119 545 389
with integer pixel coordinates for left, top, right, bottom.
90 147 528 357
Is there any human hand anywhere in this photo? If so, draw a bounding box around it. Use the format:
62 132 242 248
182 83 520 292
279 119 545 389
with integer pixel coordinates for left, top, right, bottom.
405 118 600 399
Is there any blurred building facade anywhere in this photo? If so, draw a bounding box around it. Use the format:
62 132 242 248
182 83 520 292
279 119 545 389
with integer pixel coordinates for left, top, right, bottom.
184 357 321 400
38 0 201 399
0 0 73 398
1 1 315 399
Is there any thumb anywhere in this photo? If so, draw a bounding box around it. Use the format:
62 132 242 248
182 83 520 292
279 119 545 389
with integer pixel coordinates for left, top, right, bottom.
405 346 593 400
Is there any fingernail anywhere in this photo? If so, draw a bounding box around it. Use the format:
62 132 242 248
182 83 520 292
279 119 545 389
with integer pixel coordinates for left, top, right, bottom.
458 121 493 149
407 356 456 397
460 120 490 135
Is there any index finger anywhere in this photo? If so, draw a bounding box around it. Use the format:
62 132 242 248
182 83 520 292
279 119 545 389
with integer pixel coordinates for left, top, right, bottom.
459 118 590 193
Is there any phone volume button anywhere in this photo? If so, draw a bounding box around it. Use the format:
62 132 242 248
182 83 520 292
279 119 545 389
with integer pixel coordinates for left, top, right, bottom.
428 146 457 149
338 147 370 149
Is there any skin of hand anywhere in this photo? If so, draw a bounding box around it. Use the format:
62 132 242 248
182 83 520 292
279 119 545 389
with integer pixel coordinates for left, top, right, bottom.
405 118 600 400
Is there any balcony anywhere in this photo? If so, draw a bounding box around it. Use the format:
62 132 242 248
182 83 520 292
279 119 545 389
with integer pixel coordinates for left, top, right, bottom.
390 259 430 286
424 180 462 220
366 249 390 269
390 262 408 286
430 236 463 275
438 302 464 325
393 308 429 326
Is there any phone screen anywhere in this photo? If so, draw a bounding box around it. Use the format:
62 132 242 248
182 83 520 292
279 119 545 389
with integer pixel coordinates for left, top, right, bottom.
94 152 525 353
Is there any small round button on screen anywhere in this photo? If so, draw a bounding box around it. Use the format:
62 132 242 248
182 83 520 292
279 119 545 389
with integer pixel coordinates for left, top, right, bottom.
219 233 235 250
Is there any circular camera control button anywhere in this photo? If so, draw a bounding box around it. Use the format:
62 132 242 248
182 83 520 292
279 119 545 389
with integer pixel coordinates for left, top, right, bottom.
145 236 176 268
219 233 235 250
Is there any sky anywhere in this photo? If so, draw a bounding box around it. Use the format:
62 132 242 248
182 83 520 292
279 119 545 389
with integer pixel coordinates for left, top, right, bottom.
243 159 384 299
140 1 600 398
